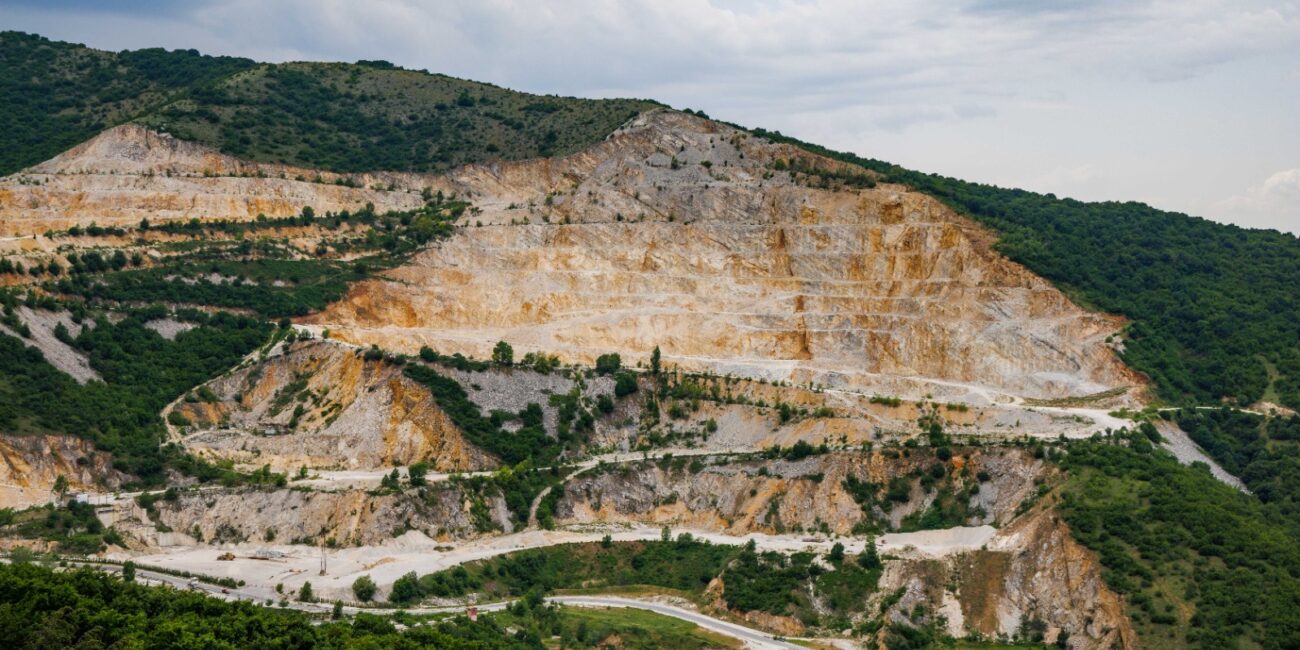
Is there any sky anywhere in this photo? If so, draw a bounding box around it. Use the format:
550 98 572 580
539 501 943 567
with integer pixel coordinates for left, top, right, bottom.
3 0 1298 234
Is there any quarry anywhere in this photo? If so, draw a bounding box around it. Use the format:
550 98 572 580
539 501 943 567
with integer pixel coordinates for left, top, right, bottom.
0 107 1246 649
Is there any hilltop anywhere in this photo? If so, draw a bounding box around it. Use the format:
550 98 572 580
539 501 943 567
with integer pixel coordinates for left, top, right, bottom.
0 31 661 175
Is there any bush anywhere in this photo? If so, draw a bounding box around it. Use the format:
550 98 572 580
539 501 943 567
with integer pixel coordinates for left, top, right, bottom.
595 353 621 374
389 571 422 604
408 462 428 487
492 341 513 366
596 394 615 414
352 575 376 602
614 372 638 398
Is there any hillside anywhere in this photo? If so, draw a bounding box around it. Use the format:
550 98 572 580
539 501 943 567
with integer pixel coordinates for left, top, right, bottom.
306 111 1140 406
0 31 661 176
5 31 1296 410
0 32 256 175
745 127 1300 409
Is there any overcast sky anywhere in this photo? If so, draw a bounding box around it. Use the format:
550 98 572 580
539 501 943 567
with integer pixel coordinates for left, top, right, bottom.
3 0 1298 234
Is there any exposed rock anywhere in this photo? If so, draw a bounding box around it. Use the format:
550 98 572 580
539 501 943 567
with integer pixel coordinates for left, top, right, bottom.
876 508 1138 649
0 124 427 235
307 111 1138 404
0 307 99 384
171 339 497 472
1155 420 1247 490
554 449 1045 536
0 434 128 508
120 484 507 548
143 317 195 340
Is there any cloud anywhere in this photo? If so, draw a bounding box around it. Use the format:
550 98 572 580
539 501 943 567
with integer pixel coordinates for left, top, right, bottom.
1214 169 1300 235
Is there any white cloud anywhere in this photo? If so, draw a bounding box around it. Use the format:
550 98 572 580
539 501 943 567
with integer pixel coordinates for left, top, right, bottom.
1214 169 1300 235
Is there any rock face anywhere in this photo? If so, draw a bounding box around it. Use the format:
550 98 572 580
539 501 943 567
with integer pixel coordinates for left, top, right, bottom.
2 111 1138 405
0 434 128 508
170 340 497 472
0 124 426 235
556 448 1133 648
0 110 1146 644
308 111 1136 403
554 449 1044 536
125 484 508 547
0 307 99 384
878 508 1138 649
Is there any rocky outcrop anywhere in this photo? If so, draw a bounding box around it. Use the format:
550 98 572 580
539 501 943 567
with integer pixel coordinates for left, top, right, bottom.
3 110 1140 406
554 449 1045 535
308 111 1137 403
0 306 100 383
171 340 497 472
0 124 427 235
126 484 508 548
0 434 129 508
877 507 1137 649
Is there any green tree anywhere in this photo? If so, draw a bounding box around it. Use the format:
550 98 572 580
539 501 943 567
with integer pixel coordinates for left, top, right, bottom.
614 372 638 398
860 540 881 570
121 561 135 582
298 581 314 602
331 600 343 620
390 571 422 604
828 542 845 565
352 575 376 602
419 345 437 362
595 353 621 374
650 346 662 375
408 462 428 487
492 341 514 366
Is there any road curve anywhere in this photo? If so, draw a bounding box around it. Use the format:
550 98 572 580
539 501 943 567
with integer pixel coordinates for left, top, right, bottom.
68 562 804 649
549 596 804 650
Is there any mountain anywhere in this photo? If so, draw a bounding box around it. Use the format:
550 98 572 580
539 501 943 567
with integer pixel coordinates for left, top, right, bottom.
0 31 660 176
2 31 1300 650
4 31 1296 411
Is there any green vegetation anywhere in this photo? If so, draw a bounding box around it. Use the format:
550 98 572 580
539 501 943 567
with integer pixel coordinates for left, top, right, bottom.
416 538 734 600
492 340 514 366
0 31 256 175
0 31 659 175
0 502 124 554
0 560 725 649
1058 431 1300 648
1175 408 1300 528
0 302 271 482
490 600 739 650
63 256 368 318
49 199 467 317
451 463 567 530
352 575 377 602
749 127 1300 409
416 538 880 630
403 364 565 465
595 353 622 374
839 448 985 535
